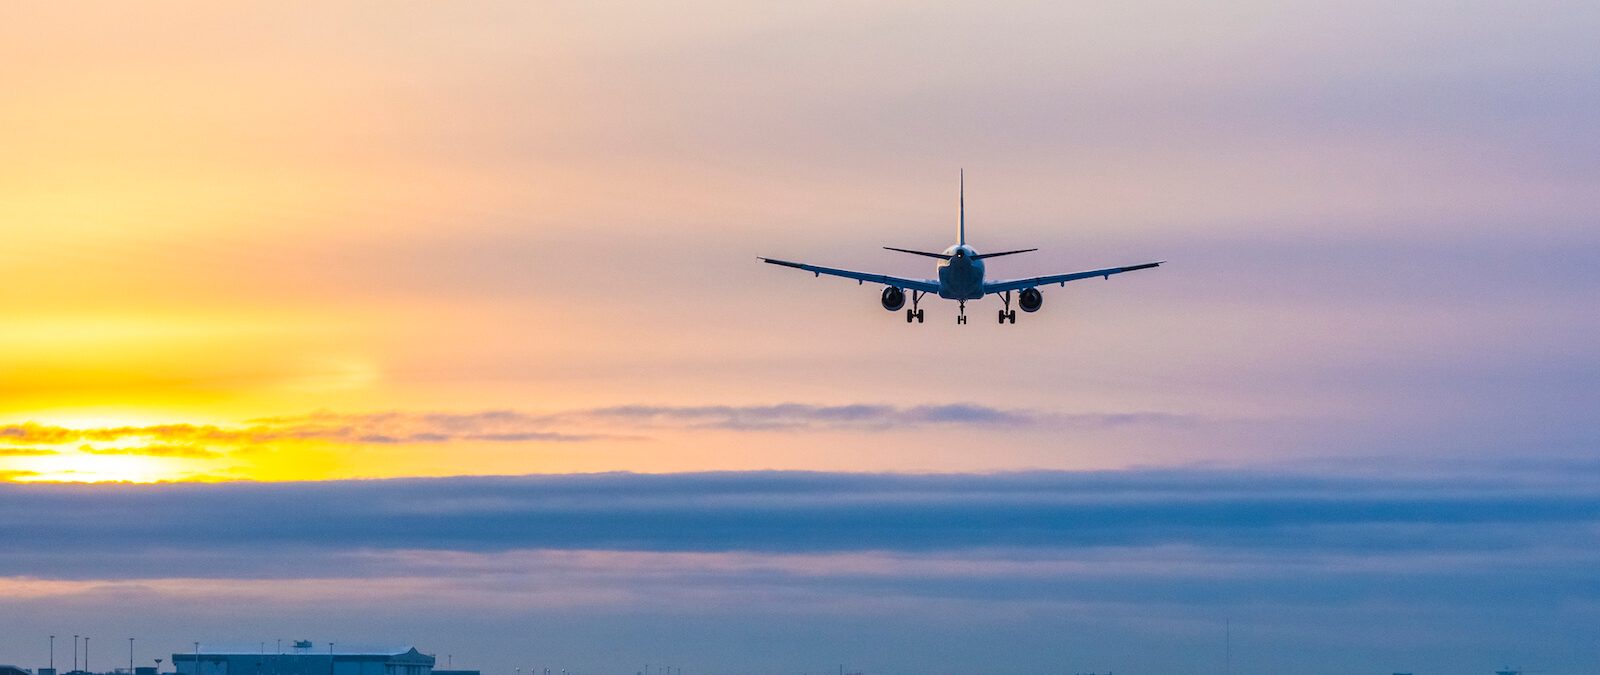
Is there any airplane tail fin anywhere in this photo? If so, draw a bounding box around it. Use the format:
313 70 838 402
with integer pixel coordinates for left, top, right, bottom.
958 168 965 246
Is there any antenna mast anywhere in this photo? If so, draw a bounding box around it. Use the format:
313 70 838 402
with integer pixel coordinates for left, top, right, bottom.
1225 619 1231 675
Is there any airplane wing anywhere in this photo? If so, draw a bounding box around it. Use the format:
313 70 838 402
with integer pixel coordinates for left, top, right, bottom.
983 261 1163 295
759 257 941 293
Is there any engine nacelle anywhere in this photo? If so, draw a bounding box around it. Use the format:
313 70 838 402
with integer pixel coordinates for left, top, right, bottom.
880 286 906 311
1019 287 1043 312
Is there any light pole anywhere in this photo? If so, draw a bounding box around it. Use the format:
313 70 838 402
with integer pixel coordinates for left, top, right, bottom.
74 636 79 673
85 637 90 674
130 638 135 674
49 635 55 672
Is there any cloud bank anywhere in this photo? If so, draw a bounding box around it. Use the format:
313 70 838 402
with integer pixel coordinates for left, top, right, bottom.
0 403 1186 458
2 466 1597 673
3 467 1596 574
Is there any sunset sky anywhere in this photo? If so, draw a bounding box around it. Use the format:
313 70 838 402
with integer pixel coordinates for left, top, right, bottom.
3 1 1599 673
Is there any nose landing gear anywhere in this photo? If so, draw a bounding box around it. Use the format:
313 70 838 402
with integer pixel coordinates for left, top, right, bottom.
957 301 968 324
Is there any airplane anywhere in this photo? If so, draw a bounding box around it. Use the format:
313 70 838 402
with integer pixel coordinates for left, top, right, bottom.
759 171 1163 324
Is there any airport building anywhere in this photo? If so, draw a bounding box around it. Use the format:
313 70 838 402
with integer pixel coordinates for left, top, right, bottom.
171 648 433 675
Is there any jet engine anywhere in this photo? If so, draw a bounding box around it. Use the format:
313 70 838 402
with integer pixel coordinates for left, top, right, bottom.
1019 287 1043 312
880 286 906 311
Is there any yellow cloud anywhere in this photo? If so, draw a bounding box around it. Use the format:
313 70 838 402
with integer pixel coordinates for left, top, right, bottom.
78 443 222 459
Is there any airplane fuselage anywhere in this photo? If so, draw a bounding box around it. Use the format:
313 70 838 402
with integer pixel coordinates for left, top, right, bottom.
936 244 985 299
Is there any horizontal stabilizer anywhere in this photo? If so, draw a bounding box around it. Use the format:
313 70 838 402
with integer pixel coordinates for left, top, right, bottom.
973 248 1037 260
883 246 952 260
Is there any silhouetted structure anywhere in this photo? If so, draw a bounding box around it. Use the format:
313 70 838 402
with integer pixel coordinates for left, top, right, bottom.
172 649 433 675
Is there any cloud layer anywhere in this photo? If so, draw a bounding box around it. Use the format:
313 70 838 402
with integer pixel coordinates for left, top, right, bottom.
3 467 1597 574
0 404 1224 480
3 466 1598 674
0 403 1050 450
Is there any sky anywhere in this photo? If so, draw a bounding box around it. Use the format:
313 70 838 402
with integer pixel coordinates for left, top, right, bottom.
1 1 1598 673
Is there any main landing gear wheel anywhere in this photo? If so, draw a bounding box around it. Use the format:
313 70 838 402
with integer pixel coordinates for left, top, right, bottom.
905 290 926 324
997 291 1017 324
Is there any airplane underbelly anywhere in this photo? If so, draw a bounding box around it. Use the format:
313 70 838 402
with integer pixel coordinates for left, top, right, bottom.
938 264 984 300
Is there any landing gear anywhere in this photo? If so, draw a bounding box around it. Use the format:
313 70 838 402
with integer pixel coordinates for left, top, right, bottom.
905 290 926 323
997 291 1017 324
957 301 967 325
